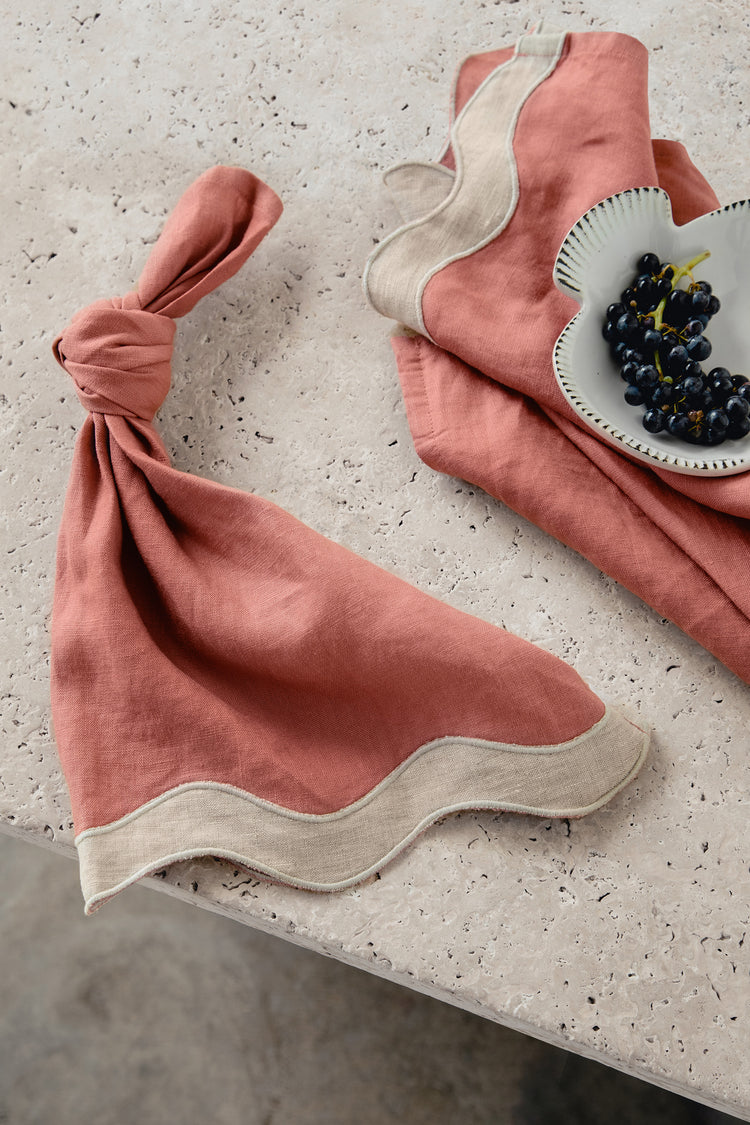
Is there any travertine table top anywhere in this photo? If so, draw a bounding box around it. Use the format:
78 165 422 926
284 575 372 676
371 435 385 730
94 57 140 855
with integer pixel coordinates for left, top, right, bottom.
2 0 749 1117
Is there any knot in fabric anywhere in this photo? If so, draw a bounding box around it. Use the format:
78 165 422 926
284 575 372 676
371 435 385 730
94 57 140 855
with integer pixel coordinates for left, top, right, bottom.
53 293 177 421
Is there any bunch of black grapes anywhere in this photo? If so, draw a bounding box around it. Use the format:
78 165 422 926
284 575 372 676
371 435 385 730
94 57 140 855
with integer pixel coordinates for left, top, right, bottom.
602 251 750 446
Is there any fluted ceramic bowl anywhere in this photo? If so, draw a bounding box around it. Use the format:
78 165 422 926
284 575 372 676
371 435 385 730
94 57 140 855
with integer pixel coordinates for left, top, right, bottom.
553 187 750 476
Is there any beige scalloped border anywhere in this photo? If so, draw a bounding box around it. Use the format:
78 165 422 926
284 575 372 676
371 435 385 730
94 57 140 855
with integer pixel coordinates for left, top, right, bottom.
364 27 567 338
75 706 648 913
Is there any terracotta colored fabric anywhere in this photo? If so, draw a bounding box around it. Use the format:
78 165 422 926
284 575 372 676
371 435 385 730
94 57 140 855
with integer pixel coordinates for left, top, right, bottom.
371 31 750 684
51 165 647 912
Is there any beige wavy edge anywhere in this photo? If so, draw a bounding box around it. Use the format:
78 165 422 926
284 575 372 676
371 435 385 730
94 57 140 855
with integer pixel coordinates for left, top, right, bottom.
362 26 566 338
76 707 648 913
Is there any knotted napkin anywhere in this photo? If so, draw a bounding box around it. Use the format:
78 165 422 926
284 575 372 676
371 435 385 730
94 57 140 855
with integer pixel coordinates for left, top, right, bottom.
52 165 647 914
365 27 750 684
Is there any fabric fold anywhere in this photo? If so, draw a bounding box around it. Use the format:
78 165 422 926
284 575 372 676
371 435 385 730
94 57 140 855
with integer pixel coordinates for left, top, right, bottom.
51 165 647 914
366 29 750 684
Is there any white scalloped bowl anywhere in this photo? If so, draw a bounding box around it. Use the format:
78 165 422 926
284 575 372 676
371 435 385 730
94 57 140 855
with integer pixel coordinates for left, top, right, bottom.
553 187 750 476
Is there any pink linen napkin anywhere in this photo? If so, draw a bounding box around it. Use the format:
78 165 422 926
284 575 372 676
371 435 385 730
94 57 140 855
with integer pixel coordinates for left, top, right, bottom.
365 27 750 684
51 165 647 913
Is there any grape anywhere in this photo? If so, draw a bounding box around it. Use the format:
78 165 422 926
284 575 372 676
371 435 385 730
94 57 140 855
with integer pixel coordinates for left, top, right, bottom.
665 345 689 374
635 277 658 310
665 289 690 326
706 409 729 434
710 372 734 399
643 408 666 433
724 396 750 422
667 414 691 438
678 375 704 401
607 302 627 321
637 252 661 274
635 364 659 389
728 417 750 440
616 311 640 341
686 335 712 361
652 383 676 407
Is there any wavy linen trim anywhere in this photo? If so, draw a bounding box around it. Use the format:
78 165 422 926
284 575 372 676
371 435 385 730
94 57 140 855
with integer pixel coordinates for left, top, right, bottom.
382 162 455 224
363 27 567 338
76 707 647 913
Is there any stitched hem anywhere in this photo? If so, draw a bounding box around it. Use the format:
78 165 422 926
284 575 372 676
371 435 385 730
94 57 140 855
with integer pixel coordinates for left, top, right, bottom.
76 707 649 913
391 333 439 467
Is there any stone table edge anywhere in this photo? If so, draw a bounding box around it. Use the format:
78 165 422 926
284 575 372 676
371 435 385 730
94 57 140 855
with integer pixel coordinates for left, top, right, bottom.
3 820 747 1123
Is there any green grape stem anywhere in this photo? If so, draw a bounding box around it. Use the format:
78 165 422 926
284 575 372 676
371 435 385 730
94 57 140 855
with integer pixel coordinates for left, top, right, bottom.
649 249 711 332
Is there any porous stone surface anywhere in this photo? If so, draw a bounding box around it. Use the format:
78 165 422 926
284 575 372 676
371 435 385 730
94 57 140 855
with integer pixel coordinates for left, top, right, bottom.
1 0 749 1118
1 831 743 1125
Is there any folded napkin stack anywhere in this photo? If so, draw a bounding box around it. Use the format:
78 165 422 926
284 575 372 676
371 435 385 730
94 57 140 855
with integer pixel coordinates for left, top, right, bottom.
365 25 750 684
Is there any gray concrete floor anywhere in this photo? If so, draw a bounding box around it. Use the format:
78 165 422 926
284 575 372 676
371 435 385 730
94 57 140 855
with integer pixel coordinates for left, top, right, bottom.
0 834 743 1125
